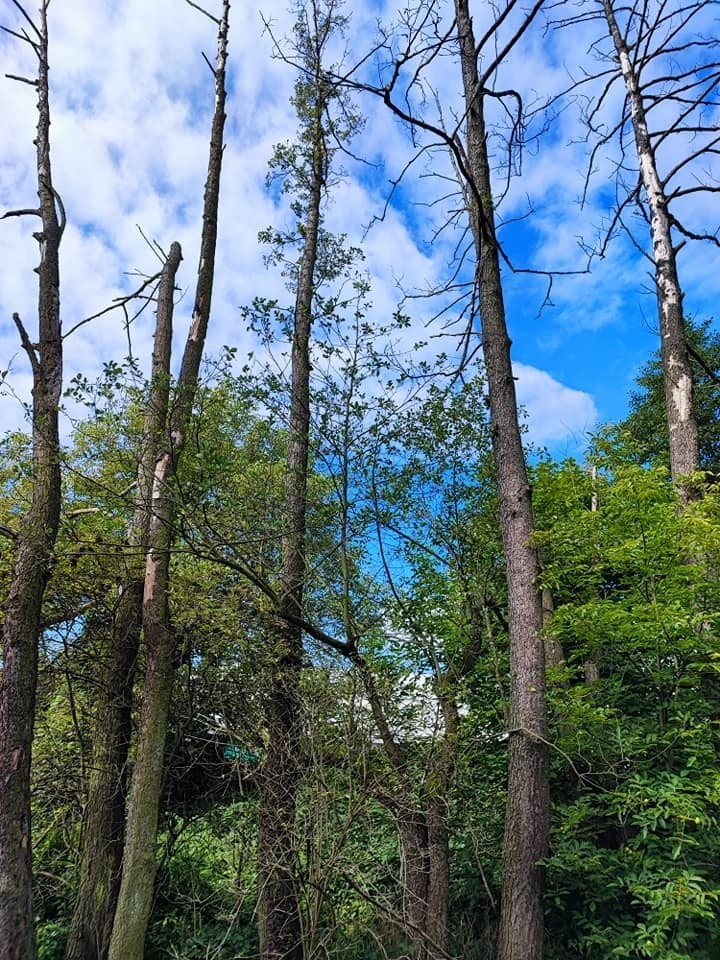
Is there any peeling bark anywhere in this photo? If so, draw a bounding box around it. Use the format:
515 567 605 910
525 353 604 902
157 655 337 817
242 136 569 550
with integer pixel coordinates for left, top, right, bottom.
601 0 700 491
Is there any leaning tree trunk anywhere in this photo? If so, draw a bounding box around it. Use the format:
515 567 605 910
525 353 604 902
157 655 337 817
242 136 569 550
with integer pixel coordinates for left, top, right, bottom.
601 0 699 489
107 8 229 959
0 5 64 957
65 246 179 960
453 3 549 960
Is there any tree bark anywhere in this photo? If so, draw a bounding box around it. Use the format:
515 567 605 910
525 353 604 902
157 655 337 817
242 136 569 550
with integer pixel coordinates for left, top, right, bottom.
453 3 549 959
108 8 229 958
426 798 450 958
257 67 325 960
65 244 178 960
398 809 430 960
601 0 699 489
0 5 63 957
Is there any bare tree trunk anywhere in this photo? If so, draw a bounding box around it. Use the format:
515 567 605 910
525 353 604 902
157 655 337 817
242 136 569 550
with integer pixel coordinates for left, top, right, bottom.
601 0 699 489
107 8 229 958
0 5 64 957
453 3 549 959
65 249 178 960
258 76 325 960
105 242 182 960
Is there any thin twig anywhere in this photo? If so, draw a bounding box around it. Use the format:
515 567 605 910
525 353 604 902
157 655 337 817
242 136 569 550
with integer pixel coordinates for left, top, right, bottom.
185 0 220 25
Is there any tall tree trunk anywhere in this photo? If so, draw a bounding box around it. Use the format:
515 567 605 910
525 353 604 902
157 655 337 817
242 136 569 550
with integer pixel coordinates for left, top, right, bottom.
106 424 181 960
65 247 178 960
0 5 64 957
107 8 229 958
601 0 699 488
257 77 325 960
453 4 549 959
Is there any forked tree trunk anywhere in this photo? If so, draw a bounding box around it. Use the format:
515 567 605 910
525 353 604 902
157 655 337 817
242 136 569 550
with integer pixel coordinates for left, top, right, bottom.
0 5 64 957
107 7 229 958
65 246 179 960
453 3 549 959
601 0 699 489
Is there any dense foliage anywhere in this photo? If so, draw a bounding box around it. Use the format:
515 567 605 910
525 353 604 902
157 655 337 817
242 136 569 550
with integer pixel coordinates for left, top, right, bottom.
1 358 715 959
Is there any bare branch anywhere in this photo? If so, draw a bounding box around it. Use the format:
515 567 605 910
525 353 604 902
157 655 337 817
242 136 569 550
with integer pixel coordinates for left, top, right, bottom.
4 71 37 85
184 0 219 24
62 270 164 340
8 0 42 42
1 207 41 220
12 312 40 376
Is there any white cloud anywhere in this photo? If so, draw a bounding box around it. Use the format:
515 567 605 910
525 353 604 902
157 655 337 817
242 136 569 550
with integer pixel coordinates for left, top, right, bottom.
514 362 598 448
5 0 708 456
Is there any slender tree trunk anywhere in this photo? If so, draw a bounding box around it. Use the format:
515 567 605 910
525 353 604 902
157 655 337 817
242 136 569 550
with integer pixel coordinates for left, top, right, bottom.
601 0 699 488
108 9 229 959
541 587 564 669
106 434 180 960
258 85 325 960
64 583 142 960
453 4 549 959
65 247 178 960
425 692 459 959
0 5 63 956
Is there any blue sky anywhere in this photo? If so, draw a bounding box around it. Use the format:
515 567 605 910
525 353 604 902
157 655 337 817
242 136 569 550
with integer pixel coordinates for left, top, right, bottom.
1 0 718 457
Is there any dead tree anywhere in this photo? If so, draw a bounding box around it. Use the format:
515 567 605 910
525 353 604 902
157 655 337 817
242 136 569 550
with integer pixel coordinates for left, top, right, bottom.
254 3 362 956
0 3 65 957
561 0 720 492
106 4 230 959
64 248 179 960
